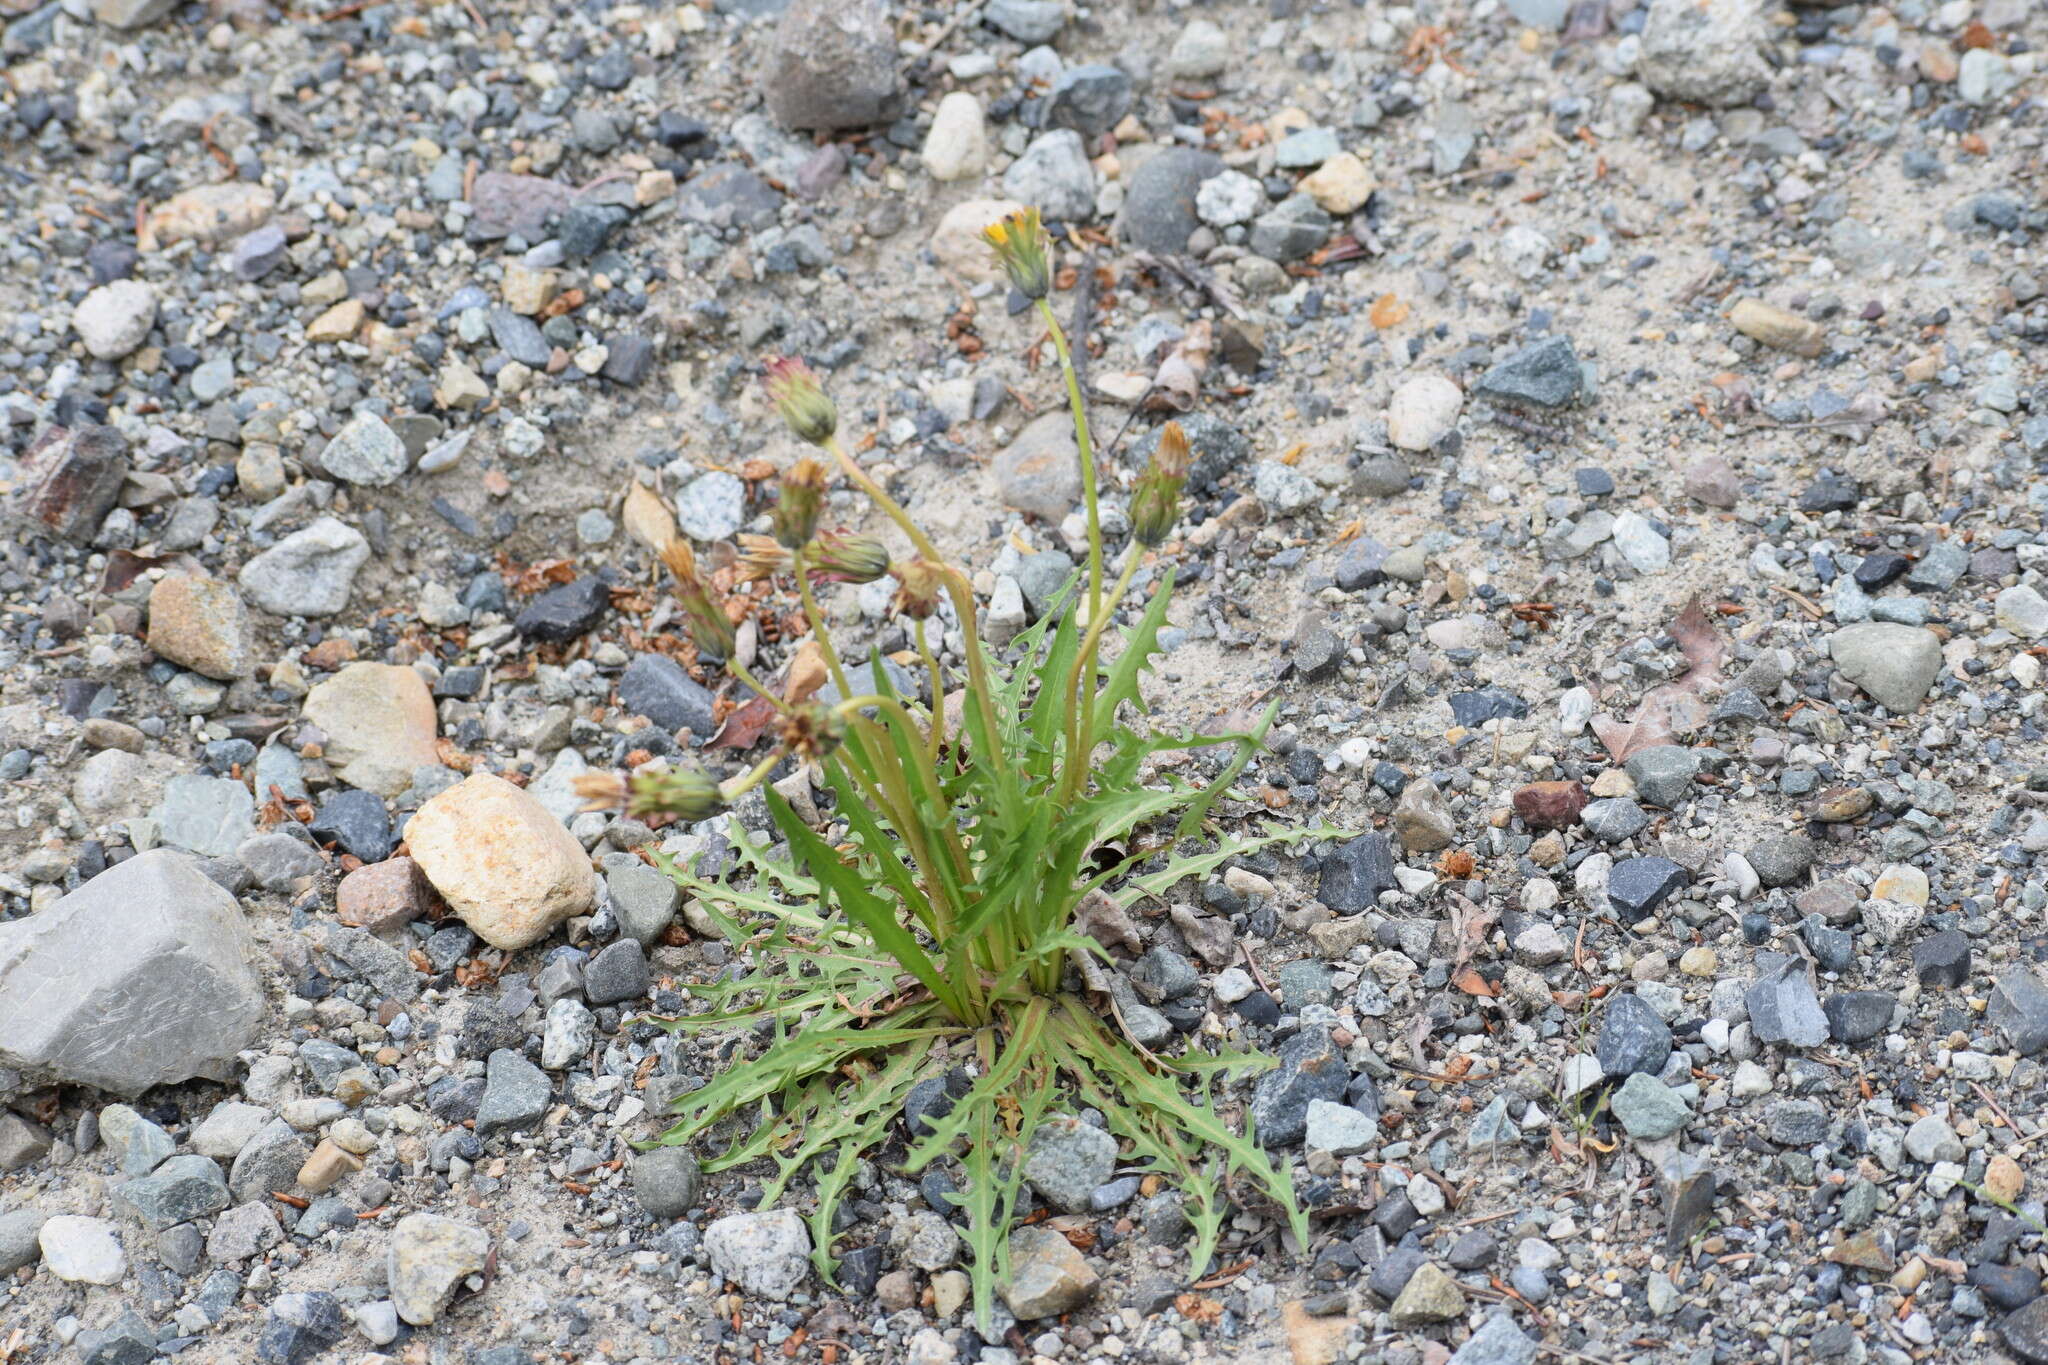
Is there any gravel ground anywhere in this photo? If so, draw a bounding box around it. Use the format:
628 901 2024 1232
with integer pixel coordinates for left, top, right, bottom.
4 0 2048 1362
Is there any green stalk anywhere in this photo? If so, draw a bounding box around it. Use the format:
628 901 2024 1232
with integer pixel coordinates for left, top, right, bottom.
912 616 945 767
726 658 793 715
822 435 1006 774
794 552 852 702
1035 297 1102 620
1059 549 1144 806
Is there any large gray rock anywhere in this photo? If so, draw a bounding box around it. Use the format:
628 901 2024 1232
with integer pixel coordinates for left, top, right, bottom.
237 516 371 618
1636 0 1770 107
0 850 263 1097
1828 623 1942 713
762 0 903 132
705 1208 811 1300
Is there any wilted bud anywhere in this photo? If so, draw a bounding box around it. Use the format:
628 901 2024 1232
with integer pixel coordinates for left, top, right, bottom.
889 557 946 619
1129 420 1191 547
806 529 891 585
570 772 630 812
771 457 830 549
980 207 1051 301
762 355 837 447
661 540 738 661
735 533 793 584
778 701 845 764
623 766 727 821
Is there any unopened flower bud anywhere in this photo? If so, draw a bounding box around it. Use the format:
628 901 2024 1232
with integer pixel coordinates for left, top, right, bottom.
980 207 1051 301
629 766 726 821
1129 420 1191 547
805 530 891 585
762 355 837 446
889 558 946 620
661 540 737 661
771 457 830 549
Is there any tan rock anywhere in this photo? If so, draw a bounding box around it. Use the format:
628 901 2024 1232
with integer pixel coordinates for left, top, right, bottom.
300 663 440 799
502 263 558 316
143 183 276 249
236 444 286 500
1282 1300 1350 1365
1728 298 1823 357
306 299 365 344
147 574 256 680
1872 863 1929 907
435 361 490 410
635 169 676 207
930 198 1025 285
298 1138 363 1194
1299 151 1374 215
404 773 595 950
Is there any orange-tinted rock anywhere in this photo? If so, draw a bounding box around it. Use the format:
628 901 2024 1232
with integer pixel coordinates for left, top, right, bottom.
337 857 430 933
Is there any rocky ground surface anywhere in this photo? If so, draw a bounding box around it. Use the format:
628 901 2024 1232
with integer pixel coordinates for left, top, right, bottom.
4 0 2048 1361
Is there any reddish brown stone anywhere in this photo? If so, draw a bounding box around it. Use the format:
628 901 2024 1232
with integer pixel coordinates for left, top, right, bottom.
337 856 430 933
15 425 129 543
1512 781 1587 831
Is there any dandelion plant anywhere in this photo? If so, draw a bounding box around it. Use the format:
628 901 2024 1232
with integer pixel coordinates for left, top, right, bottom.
579 207 1331 1328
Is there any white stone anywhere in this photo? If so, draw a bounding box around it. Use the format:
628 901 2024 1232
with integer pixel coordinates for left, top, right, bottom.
74 280 158 360
1195 170 1263 228
922 93 988 182
40 1216 127 1284
1386 375 1462 452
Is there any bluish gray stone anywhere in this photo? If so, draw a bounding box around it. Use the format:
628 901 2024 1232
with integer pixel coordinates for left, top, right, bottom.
475 1049 551 1136
1476 335 1582 407
1746 961 1829 1048
1023 1115 1118 1212
1594 993 1671 1078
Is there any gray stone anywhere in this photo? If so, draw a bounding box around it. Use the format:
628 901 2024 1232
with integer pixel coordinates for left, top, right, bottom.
1824 991 1895 1044
114 1154 231 1230
1605 857 1687 921
1611 1073 1690 1140
540 997 595 1070
673 471 747 543
1637 0 1769 106
1624 746 1697 809
617 653 716 739
0 1209 46 1275
1451 1310 1540 1365
994 410 1085 521
154 774 257 857
1320 833 1396 912
584 939 650 1005
0 850 263 1096
1303 1099 1377 1155
191 1102 272 1160
207 1202 283 1263
229 1121 310 1204
319 414 408 487
1023 1115 1118 1213
983 0 1063 42
1746 961 1829 1048
705 1208 811 1299
762 0 902 131
1904 1114 1964 1165
0 1119 51 1174
1119 148 1222 254
1476 335 1582 407
1990 970 2048 1055
1045 64 1132 138
1581 797 1648 843
606 863 679 947
238 832 324 892
1250 1027 1349 1147
1595 994 1672 1078
101 1105 177 1175
1747 834 1813 888
632 1146 702 1219
1249 193 1332 262
475 1048 551 1136
238 516 371 618
1003 130 1096 222
1828 623 1942 713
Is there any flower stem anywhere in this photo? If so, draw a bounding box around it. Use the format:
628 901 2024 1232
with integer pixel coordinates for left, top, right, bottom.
913 616 945 766
1060 548 1145 805
720 752 783 803
794 552 852 702
1036 297 1103 622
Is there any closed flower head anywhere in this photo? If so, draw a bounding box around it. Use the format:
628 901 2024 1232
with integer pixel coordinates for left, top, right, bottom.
778 701 844 764
772 457 831 549
762 355 837 446
1130 420 1191 547
981 207 1051 301
661 540 737 661
736 533 794 584
806 529 891 585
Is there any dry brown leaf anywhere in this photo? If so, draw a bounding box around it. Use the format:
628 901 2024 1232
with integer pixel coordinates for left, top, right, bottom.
1590 595 1728 763
783 640 830 704
1369 293 1410 329
709 695 778 750
623 482 676 554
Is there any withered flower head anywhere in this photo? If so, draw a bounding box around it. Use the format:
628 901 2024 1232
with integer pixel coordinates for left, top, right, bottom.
771 457 831 549
1130 420 1191 548
661 540 737 661
805 529 891 585
762 355 837 447
778 701 844 765
735 533 793 584
980 207 1051 301
888 557 946 620
573 767 726 821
